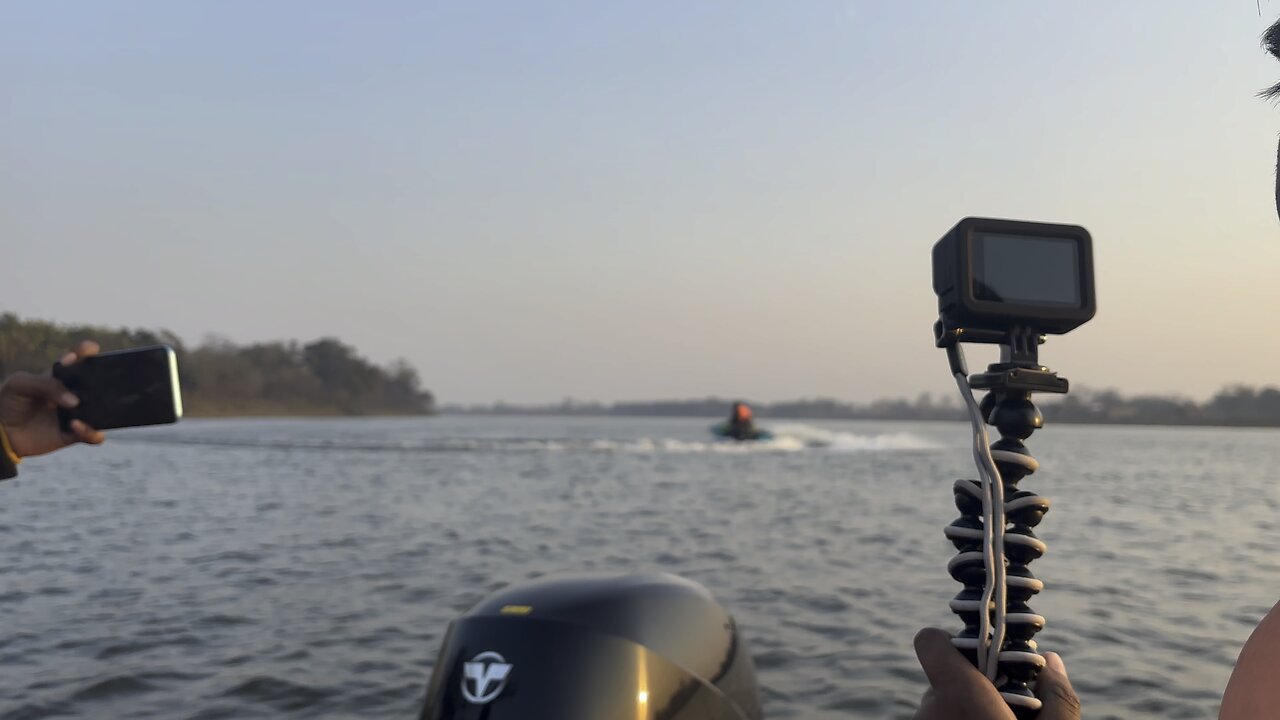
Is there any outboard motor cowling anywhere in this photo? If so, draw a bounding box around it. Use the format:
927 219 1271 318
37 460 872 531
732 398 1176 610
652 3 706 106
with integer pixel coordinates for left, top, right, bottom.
419 573 762 720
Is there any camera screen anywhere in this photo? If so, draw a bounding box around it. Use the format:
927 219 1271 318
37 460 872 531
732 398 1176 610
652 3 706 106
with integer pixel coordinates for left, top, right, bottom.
971 233 1081 307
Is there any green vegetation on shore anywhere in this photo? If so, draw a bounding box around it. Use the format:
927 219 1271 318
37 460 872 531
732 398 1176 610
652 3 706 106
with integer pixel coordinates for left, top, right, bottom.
7 313 1277 428
0 314 434 417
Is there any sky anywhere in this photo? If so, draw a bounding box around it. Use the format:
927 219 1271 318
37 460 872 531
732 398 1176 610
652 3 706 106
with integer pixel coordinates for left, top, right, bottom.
5 2 1280 405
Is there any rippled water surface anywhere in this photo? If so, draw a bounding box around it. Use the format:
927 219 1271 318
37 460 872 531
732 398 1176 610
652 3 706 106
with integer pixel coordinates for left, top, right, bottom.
2 416 1279 719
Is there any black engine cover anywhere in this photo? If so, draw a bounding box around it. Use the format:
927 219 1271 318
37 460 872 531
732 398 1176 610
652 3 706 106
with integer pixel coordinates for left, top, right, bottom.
419 573 762 720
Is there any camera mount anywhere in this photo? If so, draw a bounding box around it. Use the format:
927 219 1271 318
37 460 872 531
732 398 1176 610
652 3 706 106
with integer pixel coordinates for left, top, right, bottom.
943 332 1065 717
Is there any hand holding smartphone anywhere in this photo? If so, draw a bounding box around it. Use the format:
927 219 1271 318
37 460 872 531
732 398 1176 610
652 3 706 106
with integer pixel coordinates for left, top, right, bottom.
52 345 184 432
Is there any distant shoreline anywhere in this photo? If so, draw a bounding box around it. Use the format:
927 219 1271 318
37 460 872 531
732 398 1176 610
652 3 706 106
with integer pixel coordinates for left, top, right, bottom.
183 406 433 419
439 395 1280 430
170 409 1280 430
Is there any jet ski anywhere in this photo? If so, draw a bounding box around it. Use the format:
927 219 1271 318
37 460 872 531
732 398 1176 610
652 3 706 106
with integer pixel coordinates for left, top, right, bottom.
713 402 772 441
709 421 774 442
418 572 763 720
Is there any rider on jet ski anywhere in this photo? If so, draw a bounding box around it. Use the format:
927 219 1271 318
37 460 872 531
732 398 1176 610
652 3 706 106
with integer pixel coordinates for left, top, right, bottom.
726 402 757 441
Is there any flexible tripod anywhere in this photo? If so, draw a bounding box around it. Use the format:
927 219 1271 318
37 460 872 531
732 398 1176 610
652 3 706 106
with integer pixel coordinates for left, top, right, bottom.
939 326 1067 718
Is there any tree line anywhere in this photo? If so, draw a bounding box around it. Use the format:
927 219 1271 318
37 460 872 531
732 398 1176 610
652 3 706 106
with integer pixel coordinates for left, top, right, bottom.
0 314 434 416
447 386 1280 428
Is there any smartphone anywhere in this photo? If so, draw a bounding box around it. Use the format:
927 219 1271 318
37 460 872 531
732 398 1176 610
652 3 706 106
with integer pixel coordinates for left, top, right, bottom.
52 345 184 432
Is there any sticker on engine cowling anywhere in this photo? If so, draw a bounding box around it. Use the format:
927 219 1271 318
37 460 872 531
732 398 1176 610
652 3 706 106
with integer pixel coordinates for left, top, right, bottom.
461 651 512 704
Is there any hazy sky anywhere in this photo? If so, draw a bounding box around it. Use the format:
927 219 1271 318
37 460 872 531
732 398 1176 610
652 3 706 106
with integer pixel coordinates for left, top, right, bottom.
5 2 1280 404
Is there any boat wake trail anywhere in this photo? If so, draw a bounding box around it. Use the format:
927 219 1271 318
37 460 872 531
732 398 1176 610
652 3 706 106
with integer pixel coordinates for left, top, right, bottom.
761 423 940 451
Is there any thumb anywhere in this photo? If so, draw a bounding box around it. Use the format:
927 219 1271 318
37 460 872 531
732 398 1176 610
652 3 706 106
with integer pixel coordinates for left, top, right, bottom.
914 627 988 690
3 373 78 409
1036 652 1082 720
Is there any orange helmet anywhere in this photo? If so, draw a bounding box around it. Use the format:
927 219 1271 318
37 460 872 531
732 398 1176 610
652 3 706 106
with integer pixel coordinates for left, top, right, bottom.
735 404 753 421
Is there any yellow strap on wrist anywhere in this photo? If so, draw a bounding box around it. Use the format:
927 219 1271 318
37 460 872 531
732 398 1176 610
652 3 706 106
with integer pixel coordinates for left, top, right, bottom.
0 424 21 465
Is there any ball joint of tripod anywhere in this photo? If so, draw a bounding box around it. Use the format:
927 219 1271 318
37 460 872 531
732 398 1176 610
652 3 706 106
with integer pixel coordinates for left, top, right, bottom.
979 391 1042 439
944 390 1051 717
